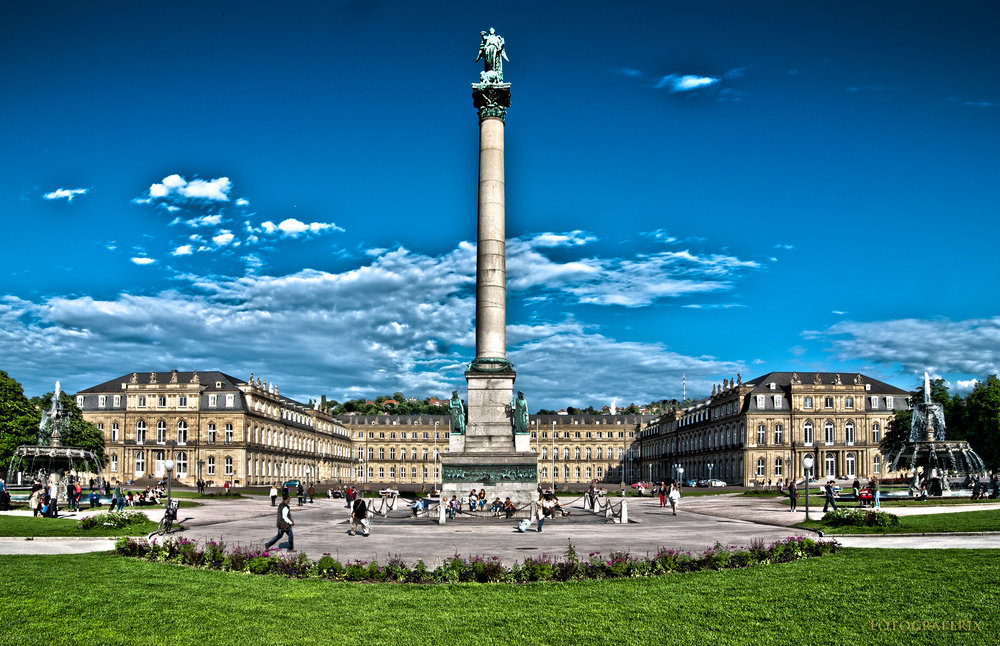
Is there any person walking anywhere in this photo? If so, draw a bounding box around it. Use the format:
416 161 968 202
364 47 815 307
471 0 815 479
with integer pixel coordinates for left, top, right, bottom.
264 494 295 552
114 481 126 512
29 487 43 517
823 480 837 512
871 477 880 508
789 481 798 512
668 485 681 515
852 478 861 506
269 484 278 507
350 495 369 537
658 481 667 508
307 483 315 504
297 483 305 506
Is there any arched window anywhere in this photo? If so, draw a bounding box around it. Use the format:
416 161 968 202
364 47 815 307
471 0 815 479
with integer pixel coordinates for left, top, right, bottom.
872 422 881 444
825 452 836 477
774 458 783 476
225 456 234 476
846 453 856 477
177 420 187 444
154 450 165 476
585 448 592 460
563 465 570 479
803 453 814 479
176 452 187 476
136 420 147 444
596 447 603 460
156 420 166 444
207 456 216 475
574 447 581 460
845 421 855 446
873 455 881 474
110 454 118 472
824 421 835 445
541 467 548 479
564 448 570 460
574 466 581 480
803 422 814 446
756 457 766 476
135 450 145 475
541 447 547 460
774 424 783 445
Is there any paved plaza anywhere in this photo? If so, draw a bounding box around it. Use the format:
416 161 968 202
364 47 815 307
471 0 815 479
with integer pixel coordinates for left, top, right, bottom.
1 492 997 561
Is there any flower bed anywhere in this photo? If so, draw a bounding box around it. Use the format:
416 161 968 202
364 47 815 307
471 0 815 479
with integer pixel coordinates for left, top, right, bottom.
113 536 838 584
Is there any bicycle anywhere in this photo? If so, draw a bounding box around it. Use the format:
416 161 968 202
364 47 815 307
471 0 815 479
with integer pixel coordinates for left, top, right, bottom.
157 499 180 535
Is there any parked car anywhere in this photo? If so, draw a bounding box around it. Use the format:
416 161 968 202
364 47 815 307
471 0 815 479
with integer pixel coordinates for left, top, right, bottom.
707 479 727 487
283 480 301 489
684 480 698 487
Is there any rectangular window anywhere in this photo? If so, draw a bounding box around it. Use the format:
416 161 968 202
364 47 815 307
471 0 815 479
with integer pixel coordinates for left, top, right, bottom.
756 395 765 408
208 395 217 407
225 394 235 408
844 396 854 409
885 397 893 408
422 432 429 439
178 395 187 407
389 448 395 460
379 448 385 460
422 449 428 460
368 447 374 460
97 422 104 435
98 395 107 408
824 397 834 409
378 467 385 479
111 423 119 442
225 457 233 476
137 396 146 408
870 396 878 408
158 396 167 407
224 424 233 444
803 397 813 409
773 395 782 407
110 454 118 472
207 424 216 444
207 457 215 475
390 432 396 439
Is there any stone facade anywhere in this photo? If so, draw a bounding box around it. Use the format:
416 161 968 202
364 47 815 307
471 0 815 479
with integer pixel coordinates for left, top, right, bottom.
78 371 354 486
636 372 910 486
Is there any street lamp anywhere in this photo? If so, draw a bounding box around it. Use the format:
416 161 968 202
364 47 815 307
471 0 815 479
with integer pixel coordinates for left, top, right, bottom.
708 462 714 483
163 459 175 510
677 467 685 489
551 421 556 492
803 455 814 520
433 420 439 494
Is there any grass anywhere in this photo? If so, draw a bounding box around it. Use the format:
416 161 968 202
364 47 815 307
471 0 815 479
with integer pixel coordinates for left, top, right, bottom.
0 549 996 645
0 515 160 537
779 495 999 507
796 508 1000 534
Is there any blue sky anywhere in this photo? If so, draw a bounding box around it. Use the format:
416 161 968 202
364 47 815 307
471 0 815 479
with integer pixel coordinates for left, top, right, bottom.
2 1 998 408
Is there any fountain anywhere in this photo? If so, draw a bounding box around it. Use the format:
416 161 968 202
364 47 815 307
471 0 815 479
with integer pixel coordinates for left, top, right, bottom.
885 373 987 496
6 382 104 494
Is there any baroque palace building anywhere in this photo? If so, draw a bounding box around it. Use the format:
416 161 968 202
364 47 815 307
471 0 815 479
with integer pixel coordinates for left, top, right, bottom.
636 372 910 487
78 371 355 486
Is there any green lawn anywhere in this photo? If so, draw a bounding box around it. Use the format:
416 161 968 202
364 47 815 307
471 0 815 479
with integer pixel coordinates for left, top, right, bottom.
0 515 160 537
797 508 1000 534
780 495 999 507
0 549 996 645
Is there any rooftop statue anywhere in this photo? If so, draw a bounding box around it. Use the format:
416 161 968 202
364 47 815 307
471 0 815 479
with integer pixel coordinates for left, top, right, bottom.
475 27 508 84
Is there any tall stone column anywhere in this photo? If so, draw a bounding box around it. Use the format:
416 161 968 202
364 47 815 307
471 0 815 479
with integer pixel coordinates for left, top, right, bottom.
439 30 537 511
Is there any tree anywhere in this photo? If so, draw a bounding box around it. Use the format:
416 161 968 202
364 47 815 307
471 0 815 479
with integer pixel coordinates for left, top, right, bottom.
393 392 405 403
0 370 41 469
964 375 1000 469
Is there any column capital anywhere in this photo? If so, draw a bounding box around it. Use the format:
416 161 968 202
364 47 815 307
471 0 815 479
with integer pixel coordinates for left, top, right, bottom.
472 83 511 121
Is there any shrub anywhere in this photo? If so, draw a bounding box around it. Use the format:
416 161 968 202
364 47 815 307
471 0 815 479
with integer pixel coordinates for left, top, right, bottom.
204 540 226 569
78 511 150 530
315 555 344 579
822 509 899 528
344 560 370 582
248 557 274 575
520 555 554 582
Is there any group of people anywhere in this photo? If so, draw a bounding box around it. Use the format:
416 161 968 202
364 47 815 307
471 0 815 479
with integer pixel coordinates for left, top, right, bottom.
27 479 62 518
653 481 682 515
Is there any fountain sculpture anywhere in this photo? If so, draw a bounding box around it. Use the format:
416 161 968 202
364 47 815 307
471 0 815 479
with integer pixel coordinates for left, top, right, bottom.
7 382 104 491
886 373 987 495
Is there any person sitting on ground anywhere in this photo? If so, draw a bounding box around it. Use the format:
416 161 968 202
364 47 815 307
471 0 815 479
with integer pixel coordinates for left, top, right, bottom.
468 490 478 511
503 497 516 518
491 497 503 517
448 495 460 519
918 485 928 501
410 497 424 517
89 490 101 508
478 488 487 510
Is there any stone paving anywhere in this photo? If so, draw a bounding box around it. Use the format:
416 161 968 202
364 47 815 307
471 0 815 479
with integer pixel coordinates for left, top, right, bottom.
1 492 997 560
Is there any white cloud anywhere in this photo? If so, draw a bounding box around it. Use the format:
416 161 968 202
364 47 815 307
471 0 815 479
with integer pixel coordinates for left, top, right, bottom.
183 214 223 228
259 218 343 238
172 245 193 256
655 74 719 92
955 379 979 393
44 188 88 202
140 174 231 203
643 229 678 244
130 257 156 265
366 248 388 257
0 241 746 408
212 230 235 246
774 244 795 250
813 317 1000 377
235 198 250 206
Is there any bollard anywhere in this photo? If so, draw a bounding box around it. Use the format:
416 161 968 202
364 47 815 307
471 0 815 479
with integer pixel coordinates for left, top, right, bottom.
620 499 628 524
439 500 447 525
